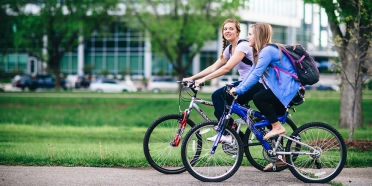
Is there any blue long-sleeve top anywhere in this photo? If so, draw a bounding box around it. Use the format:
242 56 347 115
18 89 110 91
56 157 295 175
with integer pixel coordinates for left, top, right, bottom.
235 45 301 107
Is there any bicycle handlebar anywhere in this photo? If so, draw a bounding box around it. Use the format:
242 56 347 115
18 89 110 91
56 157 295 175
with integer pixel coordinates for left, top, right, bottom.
225 84 238 98
177 81 204 88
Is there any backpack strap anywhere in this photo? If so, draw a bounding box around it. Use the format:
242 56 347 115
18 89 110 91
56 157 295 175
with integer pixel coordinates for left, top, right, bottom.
270 65 299 84
229 39 253 66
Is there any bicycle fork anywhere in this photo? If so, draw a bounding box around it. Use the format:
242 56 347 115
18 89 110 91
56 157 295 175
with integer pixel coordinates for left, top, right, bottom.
210 113 236 154
170 111 189 147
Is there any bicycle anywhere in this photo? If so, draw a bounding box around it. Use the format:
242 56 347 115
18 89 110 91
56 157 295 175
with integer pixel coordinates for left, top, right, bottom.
143 81 298 174
181 84 347 183
143 81 213 174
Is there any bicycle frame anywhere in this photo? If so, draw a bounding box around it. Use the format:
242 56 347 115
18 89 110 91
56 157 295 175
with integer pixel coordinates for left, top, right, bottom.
170 82 214 147
211 91 321 160
186 97 214 122
211 94 289 153
274 135 319 156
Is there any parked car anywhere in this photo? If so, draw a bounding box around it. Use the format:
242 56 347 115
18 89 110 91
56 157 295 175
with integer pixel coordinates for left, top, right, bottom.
12 74 67 91
65 75 91 89
147 76 179 93
75 75 90 89
0 84 4 92
36 75 67 90
305 83 340 91
218 75 240 87
12 74 37 91
89 79 137 93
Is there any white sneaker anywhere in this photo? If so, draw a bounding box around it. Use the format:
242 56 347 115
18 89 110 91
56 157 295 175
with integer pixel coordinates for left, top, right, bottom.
206 134 232 144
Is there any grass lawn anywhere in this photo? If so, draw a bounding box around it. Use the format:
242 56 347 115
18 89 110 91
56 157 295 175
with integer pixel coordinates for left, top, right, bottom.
0 91 371 167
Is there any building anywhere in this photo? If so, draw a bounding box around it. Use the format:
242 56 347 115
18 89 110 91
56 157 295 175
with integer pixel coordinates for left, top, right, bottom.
1 0 337 80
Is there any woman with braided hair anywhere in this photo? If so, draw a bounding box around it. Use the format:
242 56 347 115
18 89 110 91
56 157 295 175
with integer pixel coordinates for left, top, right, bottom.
183 18 264 143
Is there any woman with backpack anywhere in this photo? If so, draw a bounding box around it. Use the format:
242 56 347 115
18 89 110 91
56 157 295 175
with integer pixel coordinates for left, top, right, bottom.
229 22 301 170
183 18 264 143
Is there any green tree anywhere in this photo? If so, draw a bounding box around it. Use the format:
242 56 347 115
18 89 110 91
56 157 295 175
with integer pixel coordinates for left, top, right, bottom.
124 0 248 81
304 0 372 141
8 0 120 90
0 0 17 55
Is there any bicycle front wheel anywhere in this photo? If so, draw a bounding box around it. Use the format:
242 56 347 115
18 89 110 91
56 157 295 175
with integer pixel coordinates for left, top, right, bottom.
143 114 196 174
181 121 243 182
244 118 297 172
285 122 347 183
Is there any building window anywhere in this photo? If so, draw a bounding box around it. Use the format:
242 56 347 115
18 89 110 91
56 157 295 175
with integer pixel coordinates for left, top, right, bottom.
271 25 287 44
200 51 217 74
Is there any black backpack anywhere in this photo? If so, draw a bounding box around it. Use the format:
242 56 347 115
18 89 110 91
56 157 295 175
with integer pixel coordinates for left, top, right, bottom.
268 44 319 86
228 39 253 66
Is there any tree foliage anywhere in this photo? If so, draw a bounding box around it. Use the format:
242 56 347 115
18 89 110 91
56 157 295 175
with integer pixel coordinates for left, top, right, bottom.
0 0 18 55
304 0 372 141
5 0 120 89
123 0 248 80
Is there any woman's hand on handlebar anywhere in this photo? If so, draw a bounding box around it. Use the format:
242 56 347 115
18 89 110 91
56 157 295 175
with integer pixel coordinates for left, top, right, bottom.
195 77 205 87
229 87 237 96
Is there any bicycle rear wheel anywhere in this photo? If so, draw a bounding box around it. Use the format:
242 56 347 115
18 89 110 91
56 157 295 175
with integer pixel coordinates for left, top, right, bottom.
181 121 243 182
244 118 297 172
285 122 347 183
143 114 197 174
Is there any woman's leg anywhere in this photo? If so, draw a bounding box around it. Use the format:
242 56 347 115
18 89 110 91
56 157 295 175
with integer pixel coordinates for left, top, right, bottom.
209 82 241 142
211 86 228 122
252 89 286 140
211 81 241 121
237 82 265 106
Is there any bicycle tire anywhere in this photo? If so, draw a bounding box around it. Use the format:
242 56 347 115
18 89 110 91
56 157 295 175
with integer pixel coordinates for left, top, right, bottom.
143 114 198 174
243 118 297 172
285 122 347 183
181 121 243 182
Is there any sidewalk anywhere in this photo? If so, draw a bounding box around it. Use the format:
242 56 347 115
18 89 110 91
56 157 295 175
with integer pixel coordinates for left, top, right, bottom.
1 166 371 186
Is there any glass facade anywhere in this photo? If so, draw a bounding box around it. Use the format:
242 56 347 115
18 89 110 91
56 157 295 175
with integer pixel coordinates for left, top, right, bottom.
247 0 298 18
0 54 28 72
151 53 192 76
271 25 288 44
200 51 217 73
296 23 312 47
60 22 145 76
60 52 78 74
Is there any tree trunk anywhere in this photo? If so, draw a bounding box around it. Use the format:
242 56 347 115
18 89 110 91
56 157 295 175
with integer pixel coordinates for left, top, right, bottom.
339 60 363 130
51 57 62 91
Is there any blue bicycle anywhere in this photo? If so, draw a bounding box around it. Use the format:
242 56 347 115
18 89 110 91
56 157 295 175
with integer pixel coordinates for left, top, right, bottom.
181 84 347 183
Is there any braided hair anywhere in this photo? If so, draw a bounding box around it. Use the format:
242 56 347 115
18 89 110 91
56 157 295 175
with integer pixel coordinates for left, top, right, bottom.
219 18 241 60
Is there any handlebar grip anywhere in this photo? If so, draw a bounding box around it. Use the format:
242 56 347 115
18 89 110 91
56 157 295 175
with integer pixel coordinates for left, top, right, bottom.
225 84 237 96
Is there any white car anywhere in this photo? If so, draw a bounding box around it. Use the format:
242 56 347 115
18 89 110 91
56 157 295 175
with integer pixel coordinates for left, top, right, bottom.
89 79 137 93
147 77 179 93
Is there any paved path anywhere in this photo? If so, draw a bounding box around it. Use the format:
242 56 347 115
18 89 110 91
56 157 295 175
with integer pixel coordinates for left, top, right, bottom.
1 166 371 186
